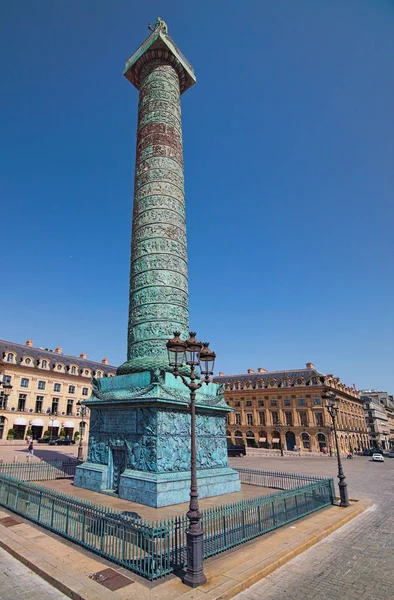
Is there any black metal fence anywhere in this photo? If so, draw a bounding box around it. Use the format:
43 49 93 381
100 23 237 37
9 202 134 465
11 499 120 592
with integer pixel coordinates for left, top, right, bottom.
0 460 81 481
0 466 335 581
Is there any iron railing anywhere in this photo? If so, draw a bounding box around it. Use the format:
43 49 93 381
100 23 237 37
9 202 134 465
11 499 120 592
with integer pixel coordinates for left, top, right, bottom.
0 460 81 481
235 468 330 490
0 467 334 581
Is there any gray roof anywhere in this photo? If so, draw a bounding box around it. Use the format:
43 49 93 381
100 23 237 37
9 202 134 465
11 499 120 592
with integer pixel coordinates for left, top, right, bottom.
0 339 116 376
213 368 326 388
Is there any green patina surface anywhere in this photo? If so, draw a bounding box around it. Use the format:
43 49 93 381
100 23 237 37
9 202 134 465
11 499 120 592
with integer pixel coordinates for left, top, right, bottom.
118 20 196 375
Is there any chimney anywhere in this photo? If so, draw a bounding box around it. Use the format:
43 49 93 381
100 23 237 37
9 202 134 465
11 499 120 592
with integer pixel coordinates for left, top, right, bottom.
257 368 267 373
26 340 33 347
102 358 109 365
219 371 224 376
54 347 63 354
306 362 315 369
80 353 87 359
247 369 255 374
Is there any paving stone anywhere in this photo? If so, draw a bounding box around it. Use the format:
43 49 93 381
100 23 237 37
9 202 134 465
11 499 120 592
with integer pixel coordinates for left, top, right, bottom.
231 454 394 600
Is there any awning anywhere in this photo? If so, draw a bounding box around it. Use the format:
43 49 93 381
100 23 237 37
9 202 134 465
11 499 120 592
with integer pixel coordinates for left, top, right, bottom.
13 417 27 426
30 418 45 426
272 437 280 443
49 420 60 428
63 420 75 428
259 437 266 442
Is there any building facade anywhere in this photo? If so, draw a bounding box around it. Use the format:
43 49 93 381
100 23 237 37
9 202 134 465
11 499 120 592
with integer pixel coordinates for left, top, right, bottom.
213 363 369 453
0 339 116 441
360 390 394 450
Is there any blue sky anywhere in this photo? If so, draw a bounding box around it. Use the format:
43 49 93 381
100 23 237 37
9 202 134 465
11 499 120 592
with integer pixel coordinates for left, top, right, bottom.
1 1 393 391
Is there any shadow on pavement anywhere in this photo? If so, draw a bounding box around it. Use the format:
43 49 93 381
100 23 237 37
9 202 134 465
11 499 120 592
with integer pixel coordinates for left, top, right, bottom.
14 448 78 462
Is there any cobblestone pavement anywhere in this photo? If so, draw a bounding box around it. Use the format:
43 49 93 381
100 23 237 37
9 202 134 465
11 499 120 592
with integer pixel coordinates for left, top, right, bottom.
0 547 66 599
231 455 394 600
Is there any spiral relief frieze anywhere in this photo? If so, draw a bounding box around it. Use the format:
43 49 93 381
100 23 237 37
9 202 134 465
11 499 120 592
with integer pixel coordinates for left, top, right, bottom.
119 58 190 374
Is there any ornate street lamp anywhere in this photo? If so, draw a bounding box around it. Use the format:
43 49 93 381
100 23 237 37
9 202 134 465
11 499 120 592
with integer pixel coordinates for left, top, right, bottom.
76 401 87 461
166 331 216 588
277 420 284 456
322 390 349 507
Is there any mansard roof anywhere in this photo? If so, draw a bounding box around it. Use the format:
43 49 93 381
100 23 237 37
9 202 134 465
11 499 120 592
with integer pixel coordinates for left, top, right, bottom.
0 339 116 376
213 367 326 387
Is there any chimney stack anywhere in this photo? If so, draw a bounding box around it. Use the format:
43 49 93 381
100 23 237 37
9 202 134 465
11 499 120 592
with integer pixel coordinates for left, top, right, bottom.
257 368 267 373
102 358 109 365
55 347 63 354
219 371 224 376
247 368 255 374
80 353 87 359
306 362 315 369
26 340 33 347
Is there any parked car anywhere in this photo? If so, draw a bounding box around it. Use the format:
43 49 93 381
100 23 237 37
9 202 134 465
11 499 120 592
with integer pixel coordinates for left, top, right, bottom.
227 445 246 457
55 437 76 446
372 453 384 462
362 449 373 456
37 436 57 444
388 451 394 458
48 436 60 445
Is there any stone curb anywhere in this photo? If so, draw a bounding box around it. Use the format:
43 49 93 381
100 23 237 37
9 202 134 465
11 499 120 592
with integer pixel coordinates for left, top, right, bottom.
0 499 372 600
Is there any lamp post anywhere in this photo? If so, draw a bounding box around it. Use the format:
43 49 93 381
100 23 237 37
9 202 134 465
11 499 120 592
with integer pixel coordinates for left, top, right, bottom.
325 425 333 457
166 331 216 588
76 401 87 461
277 420 284 456
322 390 349 507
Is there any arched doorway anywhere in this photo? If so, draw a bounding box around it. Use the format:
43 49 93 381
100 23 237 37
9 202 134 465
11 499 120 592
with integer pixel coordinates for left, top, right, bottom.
301 432 310 450
271 431 280 450
226 430 232 445
286 431 296 451
234 430 243 446
258 430 268 448
13 417 28 440
245 430 256 447
30 418 45 440
317 433 326 452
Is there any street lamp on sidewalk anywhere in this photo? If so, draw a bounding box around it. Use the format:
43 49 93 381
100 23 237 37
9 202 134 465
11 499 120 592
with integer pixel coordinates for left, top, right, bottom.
277 420 284 456
76 401 87 461
322 390 350 507
166 331 216 588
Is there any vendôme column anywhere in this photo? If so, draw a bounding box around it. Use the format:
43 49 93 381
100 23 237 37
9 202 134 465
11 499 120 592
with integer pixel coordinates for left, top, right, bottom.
118 18 196 375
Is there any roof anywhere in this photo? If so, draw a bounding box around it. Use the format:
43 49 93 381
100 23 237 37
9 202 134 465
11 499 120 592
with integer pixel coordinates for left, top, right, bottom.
213 368 326 387
0 339 116 376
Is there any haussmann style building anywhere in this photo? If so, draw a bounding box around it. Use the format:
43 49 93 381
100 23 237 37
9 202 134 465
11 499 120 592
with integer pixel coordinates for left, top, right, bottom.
213 363 369 454
0 339 116 441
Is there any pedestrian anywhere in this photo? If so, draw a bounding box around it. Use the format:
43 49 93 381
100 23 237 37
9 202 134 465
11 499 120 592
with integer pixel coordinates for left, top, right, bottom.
26 439 34 461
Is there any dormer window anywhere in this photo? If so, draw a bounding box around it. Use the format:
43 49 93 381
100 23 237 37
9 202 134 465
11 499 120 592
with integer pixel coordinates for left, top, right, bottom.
311 377 317 385
25 357 31 365
296 378 302 385
41 360 48 369
70 366 77 375
6 353 15 363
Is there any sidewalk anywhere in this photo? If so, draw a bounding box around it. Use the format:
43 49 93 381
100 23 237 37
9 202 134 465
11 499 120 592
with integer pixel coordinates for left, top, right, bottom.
0 498 371 600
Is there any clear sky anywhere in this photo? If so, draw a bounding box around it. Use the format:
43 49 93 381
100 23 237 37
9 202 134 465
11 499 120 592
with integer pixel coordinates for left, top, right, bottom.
1 1 393 391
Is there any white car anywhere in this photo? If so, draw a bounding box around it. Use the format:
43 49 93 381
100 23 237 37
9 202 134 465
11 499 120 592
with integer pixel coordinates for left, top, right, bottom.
372 453 384 462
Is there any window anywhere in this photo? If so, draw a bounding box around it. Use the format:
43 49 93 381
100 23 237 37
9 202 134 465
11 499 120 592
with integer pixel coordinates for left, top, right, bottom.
57 364 62 371
315 412 324 427
41 360 48 368
235 412 241 425
246 400 252 407
299 411 308 427
272 411 279 425
296 378 302 385
225 414 229 425
284 398 291 406
35 396 43 413
258 399 264 407
96 371 102 378
66 399 73 416
313 397 321 406
298 397 305 406
0 395 8 410
18 394 27 411
82 387 89 396
68 385 75 394
282 379 288 387
25 358 31 365
7 353 14 362
259 412 266 426
301 432 310 449
270 399 277 407
84 370 89 375
235 401 241 407
20 378 29 388
3 375 11 385
246 412 253 426
71 366 77 374
38 380 46 390
257 380 263 389
54 383 61 392
311 377 317 385
285 411 293 426
51 398 59 415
